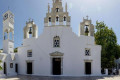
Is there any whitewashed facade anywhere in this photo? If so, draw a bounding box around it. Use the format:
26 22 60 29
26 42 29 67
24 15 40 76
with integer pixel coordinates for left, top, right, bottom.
0 0 101 77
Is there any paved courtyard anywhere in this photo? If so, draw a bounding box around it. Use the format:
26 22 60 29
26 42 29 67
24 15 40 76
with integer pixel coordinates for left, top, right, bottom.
0 75 120 80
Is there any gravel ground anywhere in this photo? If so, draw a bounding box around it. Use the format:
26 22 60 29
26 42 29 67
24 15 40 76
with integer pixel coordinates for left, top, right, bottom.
0 75 120 80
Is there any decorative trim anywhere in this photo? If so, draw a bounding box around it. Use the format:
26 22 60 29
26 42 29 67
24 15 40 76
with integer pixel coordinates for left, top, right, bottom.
50 51 64 56
84 59 93 62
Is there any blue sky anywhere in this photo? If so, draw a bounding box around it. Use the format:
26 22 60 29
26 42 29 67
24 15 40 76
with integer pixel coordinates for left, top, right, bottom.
0 0 120 49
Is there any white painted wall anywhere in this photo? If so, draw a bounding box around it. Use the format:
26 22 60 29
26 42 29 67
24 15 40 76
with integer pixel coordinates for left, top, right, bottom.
3 54 17 76
17 26 101 76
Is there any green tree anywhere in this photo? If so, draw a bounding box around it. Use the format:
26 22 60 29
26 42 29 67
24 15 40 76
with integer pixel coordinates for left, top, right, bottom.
95 21 120 69
0 60 2 70
14 48 18 53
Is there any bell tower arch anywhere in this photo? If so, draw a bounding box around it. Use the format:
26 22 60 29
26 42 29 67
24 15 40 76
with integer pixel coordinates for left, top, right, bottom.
3 10 14 53
44 0 71 27
24 19 38 39
79 16 94 36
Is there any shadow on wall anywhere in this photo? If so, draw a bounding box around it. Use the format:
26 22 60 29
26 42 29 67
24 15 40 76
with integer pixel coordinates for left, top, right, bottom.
3 75 112 80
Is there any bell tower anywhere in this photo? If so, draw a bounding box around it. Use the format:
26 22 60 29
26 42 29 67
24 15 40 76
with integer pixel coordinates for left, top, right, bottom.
3 10 14 53
79 16 94 36
44 0 71 27
24 19 38 39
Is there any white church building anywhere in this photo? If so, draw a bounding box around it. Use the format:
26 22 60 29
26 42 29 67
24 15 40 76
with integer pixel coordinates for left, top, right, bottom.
0 0 101 77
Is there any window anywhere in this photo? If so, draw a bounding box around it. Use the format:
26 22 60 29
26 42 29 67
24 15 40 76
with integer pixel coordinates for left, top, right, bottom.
56 8 59 12
63 16 66 21
4 32 8 40
85 48 90 56
49 17 51 22
84 25 89 36
9 32 13 40
53 36 60 47
56 16 59 22
29 27 33 38
29 27 32 34
63 16 67 25
27 50 32 57
48 17 52 26
10 63 13 68
56 16 59 25
3 13 8 21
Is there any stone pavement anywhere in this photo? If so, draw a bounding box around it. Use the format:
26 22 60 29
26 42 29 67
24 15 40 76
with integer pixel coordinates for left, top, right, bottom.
0 75 120 80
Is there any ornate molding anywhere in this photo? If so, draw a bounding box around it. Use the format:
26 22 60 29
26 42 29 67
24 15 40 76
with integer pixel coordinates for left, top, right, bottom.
84 59 93 62
50 51 64 56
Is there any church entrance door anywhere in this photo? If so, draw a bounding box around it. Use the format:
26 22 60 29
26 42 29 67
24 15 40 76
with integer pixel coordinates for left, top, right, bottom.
15 64 18 73
27 62 32 74
85 62 91 74
4 62 6 74
52 58 61 75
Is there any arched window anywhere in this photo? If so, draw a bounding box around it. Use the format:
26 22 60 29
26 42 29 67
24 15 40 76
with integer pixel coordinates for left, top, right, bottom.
56 16 59 22
9 32 13 40
63 16 66 21
48 17 52 26
63 16 66 25
53 36 60 47
4 32 8 40
49 17 51 22
84 25 89 36
29 27 33 38
56 16 59 25
56 8 59 12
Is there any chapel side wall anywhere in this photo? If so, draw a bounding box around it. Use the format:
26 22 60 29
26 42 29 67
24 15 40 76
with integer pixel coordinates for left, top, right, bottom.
92 45 101 75
61 32 101 76
17 35 51 75
82 45 101 76
4 56 17 76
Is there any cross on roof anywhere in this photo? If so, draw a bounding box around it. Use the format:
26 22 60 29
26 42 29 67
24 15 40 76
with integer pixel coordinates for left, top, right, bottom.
86 15 89 19
29 18 31 21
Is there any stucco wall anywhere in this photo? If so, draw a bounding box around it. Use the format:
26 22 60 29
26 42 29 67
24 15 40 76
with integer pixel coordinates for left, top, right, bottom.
17 27 101 76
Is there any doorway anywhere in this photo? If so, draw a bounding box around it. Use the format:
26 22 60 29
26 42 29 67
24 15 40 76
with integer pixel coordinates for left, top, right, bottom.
85 62 91 74
15 64 18 73
52 58 61 75
4 62 6 74
27 62 32 74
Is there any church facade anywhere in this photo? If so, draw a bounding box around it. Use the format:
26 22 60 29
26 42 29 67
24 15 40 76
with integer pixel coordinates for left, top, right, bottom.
0 0 101 77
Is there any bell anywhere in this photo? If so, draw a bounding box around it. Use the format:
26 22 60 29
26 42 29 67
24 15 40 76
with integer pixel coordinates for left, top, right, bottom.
29 27 32 34
85 27 89 33
85 27 89 36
